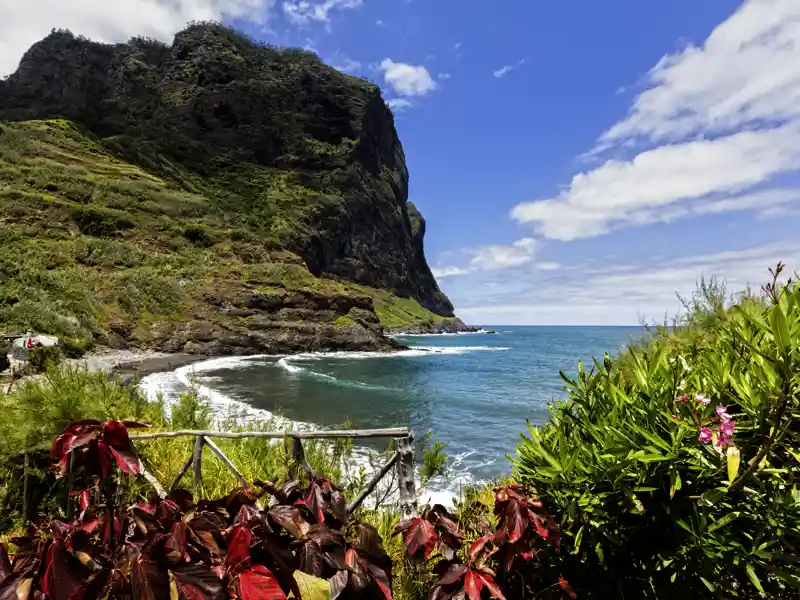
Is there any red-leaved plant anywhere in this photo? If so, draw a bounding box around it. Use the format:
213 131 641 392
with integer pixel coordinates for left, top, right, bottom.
395 486 576 599
0 421 394 600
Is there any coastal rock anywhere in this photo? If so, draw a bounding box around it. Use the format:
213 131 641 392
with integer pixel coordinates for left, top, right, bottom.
389 317 483 335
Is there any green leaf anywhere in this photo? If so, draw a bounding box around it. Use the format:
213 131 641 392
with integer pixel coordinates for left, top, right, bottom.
727 446 741 485
292 571 331 600
699 488 726 507
572 525 584 554
669 470 682 499
699 577 716 592
746 564 765 594
707 511 741 533
770 305 791 351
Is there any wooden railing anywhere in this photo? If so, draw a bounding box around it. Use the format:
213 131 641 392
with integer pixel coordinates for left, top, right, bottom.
130 427 419 519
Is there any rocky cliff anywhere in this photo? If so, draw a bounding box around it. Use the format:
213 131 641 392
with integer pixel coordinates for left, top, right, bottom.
0 23 453 316
0 24 464 354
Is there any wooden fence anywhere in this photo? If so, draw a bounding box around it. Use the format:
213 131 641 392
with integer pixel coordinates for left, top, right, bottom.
129 427 419 519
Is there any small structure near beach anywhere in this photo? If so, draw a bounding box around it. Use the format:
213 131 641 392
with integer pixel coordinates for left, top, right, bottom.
2 332 60 373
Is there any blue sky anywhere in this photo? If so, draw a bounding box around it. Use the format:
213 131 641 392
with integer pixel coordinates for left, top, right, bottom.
4 0 800 324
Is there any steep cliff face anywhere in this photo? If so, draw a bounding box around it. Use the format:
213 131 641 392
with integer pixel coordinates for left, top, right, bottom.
0 24 454 317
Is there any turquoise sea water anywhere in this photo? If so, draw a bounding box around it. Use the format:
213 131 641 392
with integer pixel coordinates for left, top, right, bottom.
142 326 643 494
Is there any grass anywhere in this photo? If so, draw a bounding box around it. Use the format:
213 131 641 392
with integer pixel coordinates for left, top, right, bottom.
0 119 444 343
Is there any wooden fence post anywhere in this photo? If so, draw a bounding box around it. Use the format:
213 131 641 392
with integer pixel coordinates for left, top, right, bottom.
193 435 205 493
395 434 418 520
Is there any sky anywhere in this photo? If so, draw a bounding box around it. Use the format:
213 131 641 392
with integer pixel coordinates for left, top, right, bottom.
2 0 800 325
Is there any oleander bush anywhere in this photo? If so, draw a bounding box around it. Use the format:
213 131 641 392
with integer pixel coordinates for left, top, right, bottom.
515 265 800 598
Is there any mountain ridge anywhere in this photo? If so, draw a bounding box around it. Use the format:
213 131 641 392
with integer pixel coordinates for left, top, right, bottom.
0 24 467 354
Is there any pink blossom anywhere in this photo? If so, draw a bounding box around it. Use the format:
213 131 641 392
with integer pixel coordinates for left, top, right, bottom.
696 393 710 405
715 406 731 421
678 395 688 403
698 427 713 443
715 431 733 453
720 419 734 437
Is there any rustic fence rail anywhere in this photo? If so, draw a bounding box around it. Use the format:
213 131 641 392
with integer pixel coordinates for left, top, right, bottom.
130 427 418 518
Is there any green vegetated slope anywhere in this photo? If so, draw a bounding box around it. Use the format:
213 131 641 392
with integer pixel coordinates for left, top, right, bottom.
0 23 461 352
0 119 451 352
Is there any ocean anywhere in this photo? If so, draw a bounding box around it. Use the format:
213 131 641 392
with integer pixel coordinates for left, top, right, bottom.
140 326 643 500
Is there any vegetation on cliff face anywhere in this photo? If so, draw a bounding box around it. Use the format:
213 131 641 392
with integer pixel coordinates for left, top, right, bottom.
0 22 460 350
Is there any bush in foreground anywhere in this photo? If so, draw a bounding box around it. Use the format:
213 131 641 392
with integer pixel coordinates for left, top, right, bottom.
0 420 573 600
515 266 800 597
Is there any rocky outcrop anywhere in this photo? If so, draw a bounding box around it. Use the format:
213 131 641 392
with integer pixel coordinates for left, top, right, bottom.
104 285 403 355
0 24 455 317
389 318 482 335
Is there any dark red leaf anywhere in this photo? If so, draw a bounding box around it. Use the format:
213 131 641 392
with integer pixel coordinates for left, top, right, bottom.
0 544 11 583
437 564 467 587
171 563 225 600
559 577 577 599
225 526 252 574
464 570 483 600
468 536 494 562
499 499 528 544
233 504 260 527
42 541 86 600
164 522 187 565
330 490 347 525
132 555 170 600
395 518 436 560
168 490 195 511
74 490 92 513
304 480 326 525
236 565 285 600
103 421 141 474
328 570 348 600
366 563 392 600
295 541 324 577
267 506 310 539
477 572 505 600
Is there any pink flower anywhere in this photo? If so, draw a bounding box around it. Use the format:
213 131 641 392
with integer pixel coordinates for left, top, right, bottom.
715 431 733 453
678 395 688 403
696 393 710 405
698 427 713 443
720 418 734 437
715 406 731 421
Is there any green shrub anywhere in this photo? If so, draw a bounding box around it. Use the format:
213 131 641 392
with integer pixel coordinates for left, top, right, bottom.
71 205 134 237
514 265 800 598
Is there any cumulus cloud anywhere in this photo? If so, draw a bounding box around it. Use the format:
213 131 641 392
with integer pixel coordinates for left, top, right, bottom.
493 58 525 78
0 0 276 77
470 238 537 270
431 266 469 278
282 0 362 24
511 0 800 241
379 59 437 97
456 240 800 325
387 98 413 112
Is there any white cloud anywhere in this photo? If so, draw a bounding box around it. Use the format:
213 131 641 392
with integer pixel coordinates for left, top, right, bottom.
431 266 469 278
379 59 437 97
493 58 525 78
511 0 800 241
0 0 276 77
387 98 412 112
470 238 537 270
376 19 385 27
282 0 362 24
600 0 800 145
457 240 800 325
438 72 452 80
328 51 361 74
536 262 561 271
